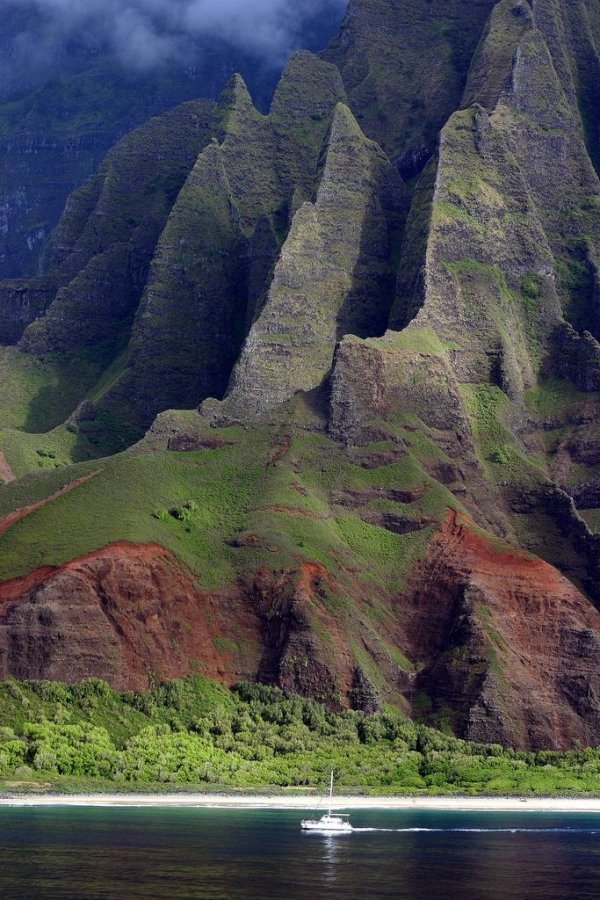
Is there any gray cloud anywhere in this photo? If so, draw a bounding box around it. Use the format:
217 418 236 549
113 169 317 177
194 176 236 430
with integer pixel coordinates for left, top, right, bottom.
6 0 347 70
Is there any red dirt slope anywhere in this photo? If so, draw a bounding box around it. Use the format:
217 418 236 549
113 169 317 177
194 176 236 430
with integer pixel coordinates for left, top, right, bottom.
403 511 600 749
1 512 599 749
0 542 263 691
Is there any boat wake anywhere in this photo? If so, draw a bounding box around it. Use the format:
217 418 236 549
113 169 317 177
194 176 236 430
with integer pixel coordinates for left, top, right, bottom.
350 827 600 834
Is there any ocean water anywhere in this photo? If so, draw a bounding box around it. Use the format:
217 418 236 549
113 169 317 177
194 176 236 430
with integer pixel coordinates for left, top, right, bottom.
1 806 600 899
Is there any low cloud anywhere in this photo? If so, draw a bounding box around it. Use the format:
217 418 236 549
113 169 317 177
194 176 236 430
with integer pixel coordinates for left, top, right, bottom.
6 0 347 70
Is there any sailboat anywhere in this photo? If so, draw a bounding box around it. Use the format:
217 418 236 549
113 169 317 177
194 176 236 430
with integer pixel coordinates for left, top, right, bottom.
300 771 353 832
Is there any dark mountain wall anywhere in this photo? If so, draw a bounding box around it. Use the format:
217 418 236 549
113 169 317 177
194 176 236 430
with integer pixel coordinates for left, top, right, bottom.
0 4 346 279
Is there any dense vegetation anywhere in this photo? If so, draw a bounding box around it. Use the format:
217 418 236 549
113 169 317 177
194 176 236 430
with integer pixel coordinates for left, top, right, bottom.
1 676 600 796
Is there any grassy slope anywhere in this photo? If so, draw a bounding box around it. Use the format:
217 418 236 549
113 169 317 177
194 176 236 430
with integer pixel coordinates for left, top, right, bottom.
0 344 131 479
0 416 457 598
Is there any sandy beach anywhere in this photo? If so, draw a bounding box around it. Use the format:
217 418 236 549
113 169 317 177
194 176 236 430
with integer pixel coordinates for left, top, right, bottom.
2 793 600 811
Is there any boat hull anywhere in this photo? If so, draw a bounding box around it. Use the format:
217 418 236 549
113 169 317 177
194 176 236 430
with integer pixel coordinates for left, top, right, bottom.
301 819 353 833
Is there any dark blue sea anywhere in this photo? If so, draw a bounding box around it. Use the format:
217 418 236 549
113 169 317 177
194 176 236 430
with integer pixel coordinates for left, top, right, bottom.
1 806 600 898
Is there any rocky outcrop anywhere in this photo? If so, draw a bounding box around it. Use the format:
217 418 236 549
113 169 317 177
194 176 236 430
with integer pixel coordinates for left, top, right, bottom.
554 323 600 392
350 667 381 714
0 278 57 344
246 562 357 708
329 330 471 446
328 328 510 538
216 103 407 420
403 511 600 750
18 101 216 356
571 480 600 511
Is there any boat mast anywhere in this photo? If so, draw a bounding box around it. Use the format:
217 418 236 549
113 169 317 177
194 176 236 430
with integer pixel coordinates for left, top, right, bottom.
328 770 333 816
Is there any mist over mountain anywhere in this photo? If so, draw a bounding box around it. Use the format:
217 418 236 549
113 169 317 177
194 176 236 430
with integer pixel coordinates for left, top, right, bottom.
0 0 347 278
3 0 348 84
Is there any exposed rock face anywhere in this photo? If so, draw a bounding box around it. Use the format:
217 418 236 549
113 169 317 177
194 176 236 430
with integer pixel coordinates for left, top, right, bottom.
0 279 57 344
571 480 600 510
554 324 600 392
245 562 357 708
328 329 510 539
323 0 497 157
390 0 600 400
404 511 600 750
101 57 348 426
0 543 263 691
0 544 357 706
218 103 407 420
350 667 381 714
330 331 471 447
8 54 350 432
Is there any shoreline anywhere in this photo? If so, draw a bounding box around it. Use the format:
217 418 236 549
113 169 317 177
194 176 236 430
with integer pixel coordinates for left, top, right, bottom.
3 794 600 811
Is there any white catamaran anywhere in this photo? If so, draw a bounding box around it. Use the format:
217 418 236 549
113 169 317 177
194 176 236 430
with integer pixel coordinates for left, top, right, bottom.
300 771 353 832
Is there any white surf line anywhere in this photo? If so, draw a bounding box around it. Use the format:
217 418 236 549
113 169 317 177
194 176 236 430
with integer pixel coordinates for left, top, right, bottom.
3 795 600 811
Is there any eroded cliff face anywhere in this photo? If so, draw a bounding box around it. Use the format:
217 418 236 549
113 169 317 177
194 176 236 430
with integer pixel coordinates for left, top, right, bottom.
104 57 350 427
0 542 359 706
403 511 600 750
323 0 498 162
2 0 600 749
1 512 597 750
0 543 262 691
215 102 407 421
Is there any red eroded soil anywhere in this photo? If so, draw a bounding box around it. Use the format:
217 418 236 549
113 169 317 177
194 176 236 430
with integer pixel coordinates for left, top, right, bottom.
297 560 331 593
0 542 264 691
0 451 15 484
1 507 600 748
403 510 600 749
0 472 98 538
0 544 356 703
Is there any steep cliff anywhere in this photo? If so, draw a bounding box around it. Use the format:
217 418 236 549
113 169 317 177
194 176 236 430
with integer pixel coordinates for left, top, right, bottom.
100 56 348 427
216 102 407 420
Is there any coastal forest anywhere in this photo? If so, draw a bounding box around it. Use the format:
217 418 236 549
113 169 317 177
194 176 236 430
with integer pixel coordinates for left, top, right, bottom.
3 675 600 795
